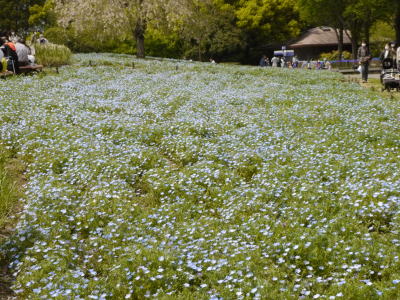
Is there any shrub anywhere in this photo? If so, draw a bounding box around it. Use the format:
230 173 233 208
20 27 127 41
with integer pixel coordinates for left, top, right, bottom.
35 43 72 68
319 50 352 61
44 27 71 46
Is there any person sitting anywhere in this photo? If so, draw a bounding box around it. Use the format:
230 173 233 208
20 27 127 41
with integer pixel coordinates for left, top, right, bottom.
15 39 31 67
37 34 48 44
0 37 19 73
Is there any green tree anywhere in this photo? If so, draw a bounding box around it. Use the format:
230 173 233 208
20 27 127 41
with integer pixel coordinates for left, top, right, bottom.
29 0 57 30
386 0 400 43
0 0 45 33
221 0 304 63
234 0 302 43
298 0 347 59
343 0 389 59
180 0 244 61
55 0 186 58
298 0 393 59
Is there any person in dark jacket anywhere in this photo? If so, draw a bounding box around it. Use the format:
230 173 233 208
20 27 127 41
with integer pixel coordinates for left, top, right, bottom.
259 55 267 67
390 42 398 69
0 37 19 73
357 40 371 83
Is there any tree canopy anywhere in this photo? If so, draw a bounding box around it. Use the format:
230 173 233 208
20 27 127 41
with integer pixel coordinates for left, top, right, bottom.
0 0 45 33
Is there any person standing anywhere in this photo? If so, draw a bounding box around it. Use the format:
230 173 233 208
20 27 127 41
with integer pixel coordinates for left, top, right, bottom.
259 55 267 67
397 45 400 71
271 56 279 67
379 43 396 69
357 40 371 83
390 42 397 69
280 57 286 68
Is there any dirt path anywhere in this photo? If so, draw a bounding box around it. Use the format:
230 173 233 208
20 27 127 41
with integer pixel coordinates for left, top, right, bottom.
343 74 400 100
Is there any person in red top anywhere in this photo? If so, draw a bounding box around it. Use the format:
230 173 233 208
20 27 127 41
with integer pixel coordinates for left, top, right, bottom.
0 37 19 73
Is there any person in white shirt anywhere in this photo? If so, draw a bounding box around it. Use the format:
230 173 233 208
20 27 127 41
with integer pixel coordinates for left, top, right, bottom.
271 56 279 67
397 46 400 71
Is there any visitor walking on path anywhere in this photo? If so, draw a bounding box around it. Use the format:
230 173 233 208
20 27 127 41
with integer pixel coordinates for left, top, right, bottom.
357 40 371 83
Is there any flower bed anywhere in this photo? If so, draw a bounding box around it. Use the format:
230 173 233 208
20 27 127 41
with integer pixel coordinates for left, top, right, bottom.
0 54 399 299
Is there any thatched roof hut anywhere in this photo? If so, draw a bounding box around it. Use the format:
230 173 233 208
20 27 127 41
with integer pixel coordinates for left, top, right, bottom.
289 27 352 60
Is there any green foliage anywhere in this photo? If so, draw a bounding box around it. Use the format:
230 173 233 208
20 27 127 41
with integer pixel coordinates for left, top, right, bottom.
234 0 303 43
44 25 136 55
29 0 57 30
0 145 21 229
370 21 395 43
320 50 352 61
35 43 72 67
0 0 45 32
145 29 183 59
44 27 72 46
181 0 245 61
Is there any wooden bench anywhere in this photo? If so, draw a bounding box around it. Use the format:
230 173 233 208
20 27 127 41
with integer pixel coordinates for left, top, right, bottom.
0 71 13 78
19 64 43 74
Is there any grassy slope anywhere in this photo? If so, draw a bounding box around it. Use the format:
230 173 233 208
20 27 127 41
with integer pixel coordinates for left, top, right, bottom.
0 144 24 297
0 55 399 299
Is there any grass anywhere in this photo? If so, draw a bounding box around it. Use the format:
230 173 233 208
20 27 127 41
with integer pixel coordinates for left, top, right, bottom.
0 144 24 298
362 78 400 100
0 145 23 230
0 54 400 299
35 43 72 68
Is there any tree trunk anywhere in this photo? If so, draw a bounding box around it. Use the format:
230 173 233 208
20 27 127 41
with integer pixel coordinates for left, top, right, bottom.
135 18 146 58
351 38 357 61
363 10 371 45
346 21 360 61
337 25 344 60
395 5 400 44
197 37 202 61
364 25 370 45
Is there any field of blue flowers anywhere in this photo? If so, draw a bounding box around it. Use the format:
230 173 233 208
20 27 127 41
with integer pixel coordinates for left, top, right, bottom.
0 53 399 299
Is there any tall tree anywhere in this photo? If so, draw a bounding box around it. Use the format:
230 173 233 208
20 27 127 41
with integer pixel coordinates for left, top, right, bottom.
180 0 244 61
29 0 57 30
0 0 45 33
391 0 400 43
298 0 347 59
343 0 389 59
55 0 185 58
234 0 302 44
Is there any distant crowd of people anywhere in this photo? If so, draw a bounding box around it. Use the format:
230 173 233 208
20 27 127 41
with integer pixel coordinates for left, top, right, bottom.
259 55 331 70
0 33 48 74
257 41 400 84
